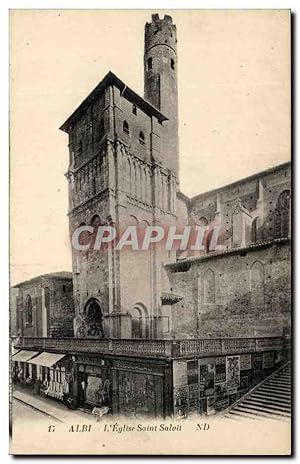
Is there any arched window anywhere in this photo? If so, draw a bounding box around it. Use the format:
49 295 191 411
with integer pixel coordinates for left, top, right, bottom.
78 222 89 246
132 105 137 115
203 226 215 254
251 217 258 243
85 298 102 323
123 120 129 135
171 58 175 70
90 215 101 248
139 131 145 145
90 215 101 227
250 261 265 308
25 294 33 326
204 269 215 304
274 190 291 238
198 217 208 227
99 119 104 139
147 57 152 71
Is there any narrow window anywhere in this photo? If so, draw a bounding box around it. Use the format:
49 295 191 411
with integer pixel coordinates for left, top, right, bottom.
44 287 50 309
25 294 33 326
274 190 291 238
139 131 145 145
99 119 104 139
251 217 258 243
90 214 101 248
123 120 129 135
62 285 66 293
204 269 215 304
171 58 175 70
250 261 265 308
78 140 83 154
147 57 152 71
132 105 137 115
92 177 96 195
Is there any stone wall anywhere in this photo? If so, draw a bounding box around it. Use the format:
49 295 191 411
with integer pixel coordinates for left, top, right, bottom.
49 278 74 337
10 287 19 337
166 239 291 339
14 275 74 338
16 284 40 337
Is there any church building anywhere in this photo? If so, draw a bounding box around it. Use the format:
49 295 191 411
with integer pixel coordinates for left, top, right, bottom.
13 14 291 418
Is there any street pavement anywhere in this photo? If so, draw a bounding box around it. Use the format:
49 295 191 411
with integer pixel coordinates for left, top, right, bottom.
13 387 95 424
13 398 55 423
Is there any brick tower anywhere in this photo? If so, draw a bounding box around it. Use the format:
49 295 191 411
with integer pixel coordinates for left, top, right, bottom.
144 14 179 177
60 14 179 340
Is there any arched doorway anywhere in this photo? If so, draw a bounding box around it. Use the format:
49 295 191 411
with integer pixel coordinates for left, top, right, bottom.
84 298 104 338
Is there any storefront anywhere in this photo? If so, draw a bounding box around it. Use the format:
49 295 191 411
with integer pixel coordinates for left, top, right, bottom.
72 356 171 418
29 352 69 400
11 350 171 417
12 349 70 402
75 356 111 412
110 359 170 418
12 350 39 385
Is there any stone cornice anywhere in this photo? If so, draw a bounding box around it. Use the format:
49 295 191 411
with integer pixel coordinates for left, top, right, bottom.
165 237 290 270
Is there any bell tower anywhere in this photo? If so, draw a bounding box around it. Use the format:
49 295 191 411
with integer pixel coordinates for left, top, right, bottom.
144 14 179 177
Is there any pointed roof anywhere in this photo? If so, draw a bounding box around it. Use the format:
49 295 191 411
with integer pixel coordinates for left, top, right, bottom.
60 71 168 133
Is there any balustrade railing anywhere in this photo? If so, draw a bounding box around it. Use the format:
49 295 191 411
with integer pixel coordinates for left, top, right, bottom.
13 336 285 359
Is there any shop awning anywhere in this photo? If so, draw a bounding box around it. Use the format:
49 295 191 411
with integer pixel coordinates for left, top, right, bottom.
29 352 66 367
12 350 39 362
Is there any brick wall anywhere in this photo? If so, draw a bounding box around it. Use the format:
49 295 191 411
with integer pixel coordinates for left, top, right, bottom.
14 276 74 338
49 279 74 337
167 240 291 339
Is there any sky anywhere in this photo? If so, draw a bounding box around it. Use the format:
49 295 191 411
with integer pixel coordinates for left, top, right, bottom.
10 10 290 285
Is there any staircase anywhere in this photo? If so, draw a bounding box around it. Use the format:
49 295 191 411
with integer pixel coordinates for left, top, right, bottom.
224 362 291 421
